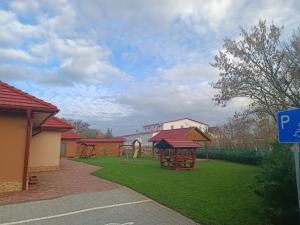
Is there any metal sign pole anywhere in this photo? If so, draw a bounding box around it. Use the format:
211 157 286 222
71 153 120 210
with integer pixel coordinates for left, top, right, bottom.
293 143 300 218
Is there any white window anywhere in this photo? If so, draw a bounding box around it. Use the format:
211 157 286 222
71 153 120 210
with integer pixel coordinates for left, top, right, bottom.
171 125 174 129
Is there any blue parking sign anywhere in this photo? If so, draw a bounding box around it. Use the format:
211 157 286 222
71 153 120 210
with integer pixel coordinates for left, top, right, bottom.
277 108 300 143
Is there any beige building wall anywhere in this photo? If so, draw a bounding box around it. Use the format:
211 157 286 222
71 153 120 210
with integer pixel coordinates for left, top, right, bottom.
0 114 27 193
29 131 61 172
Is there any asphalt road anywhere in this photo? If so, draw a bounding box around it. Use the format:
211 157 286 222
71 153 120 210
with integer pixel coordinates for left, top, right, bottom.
0 187 199 225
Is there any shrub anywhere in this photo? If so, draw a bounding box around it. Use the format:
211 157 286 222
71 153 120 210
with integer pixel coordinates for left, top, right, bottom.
256 142 298 225
197 147 269 165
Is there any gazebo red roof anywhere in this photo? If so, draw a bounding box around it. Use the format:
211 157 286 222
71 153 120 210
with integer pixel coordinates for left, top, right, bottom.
149 127 194 142
0 81 58 112
42 117 73 130
78 137 126 144
161 138 200 148
61 131 81 140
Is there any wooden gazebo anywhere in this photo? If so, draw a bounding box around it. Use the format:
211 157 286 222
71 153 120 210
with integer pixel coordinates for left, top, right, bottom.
149 127 211 159
155 138 200 170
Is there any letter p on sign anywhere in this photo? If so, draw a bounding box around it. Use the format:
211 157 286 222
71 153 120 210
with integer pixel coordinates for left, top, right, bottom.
281 115 290 129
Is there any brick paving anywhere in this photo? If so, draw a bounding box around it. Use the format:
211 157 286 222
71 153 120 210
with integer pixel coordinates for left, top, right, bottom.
0 159 120 205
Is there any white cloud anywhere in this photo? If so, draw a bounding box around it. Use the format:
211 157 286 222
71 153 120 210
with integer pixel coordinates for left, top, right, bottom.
0 48 35 62
0 10 42 44
157 64 219 82
0 64 36 80
23 83 134 122
0 0 299 134
10 0 39 13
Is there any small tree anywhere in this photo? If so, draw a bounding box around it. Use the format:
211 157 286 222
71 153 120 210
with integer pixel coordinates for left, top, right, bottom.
105 128 113 138
256 143 298 225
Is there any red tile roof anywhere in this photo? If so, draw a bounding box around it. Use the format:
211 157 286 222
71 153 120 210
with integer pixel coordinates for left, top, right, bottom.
42 117 74 130
61 131 81 140
0 81 58 112
161 138 200 148
149 127 194 142
78 137 126 144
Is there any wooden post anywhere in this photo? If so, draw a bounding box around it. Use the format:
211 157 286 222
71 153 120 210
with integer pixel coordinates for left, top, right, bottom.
152 142 155 158
174 147 177 170
138 141 142 159
22 109 32 191
192 148 196 170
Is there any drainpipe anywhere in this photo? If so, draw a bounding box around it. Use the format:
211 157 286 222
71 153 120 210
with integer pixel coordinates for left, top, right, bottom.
22 109 32 191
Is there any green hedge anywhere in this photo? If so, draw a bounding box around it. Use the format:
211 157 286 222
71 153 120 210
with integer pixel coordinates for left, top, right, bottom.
197 148 270 165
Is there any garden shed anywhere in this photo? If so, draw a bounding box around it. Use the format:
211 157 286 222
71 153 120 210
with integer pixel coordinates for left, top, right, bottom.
155 138 199 170
149 127 211 159
0 81 59 192
29 117 73 172
77 138 126 157
61 131 81 158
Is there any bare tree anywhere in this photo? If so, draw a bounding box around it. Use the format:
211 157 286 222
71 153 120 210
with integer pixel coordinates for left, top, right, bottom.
214 112 277 149
212 20 300 120
62 118 104 138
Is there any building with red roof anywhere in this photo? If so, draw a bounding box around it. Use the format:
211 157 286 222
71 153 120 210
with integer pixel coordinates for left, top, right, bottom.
0 81 59 192
61 131 81 158
77 137 126 157
29 117 73 173
121 117 209 151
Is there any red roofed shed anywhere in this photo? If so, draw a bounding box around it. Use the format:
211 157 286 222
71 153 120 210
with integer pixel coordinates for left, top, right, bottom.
61 131 81 158
77 138 126 157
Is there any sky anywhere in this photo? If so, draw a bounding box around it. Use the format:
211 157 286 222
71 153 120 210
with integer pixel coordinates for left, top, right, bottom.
0 0 299 135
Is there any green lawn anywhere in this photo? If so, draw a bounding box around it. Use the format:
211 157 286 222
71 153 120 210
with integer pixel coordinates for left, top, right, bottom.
78 157 267 225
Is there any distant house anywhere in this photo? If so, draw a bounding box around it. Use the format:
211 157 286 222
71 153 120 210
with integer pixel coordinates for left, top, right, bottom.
121 117 209 148
0 81 59 192
29 117 73 172
61 131 81 158
144 117 208 133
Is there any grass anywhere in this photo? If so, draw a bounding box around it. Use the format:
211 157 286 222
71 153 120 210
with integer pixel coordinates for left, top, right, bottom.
77 157 267 225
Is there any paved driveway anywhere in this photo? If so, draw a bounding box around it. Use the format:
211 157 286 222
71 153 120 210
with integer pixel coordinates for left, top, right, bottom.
0 187 199 225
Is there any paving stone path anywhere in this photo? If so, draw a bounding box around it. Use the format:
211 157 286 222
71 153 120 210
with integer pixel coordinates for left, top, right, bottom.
0 159 119 205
